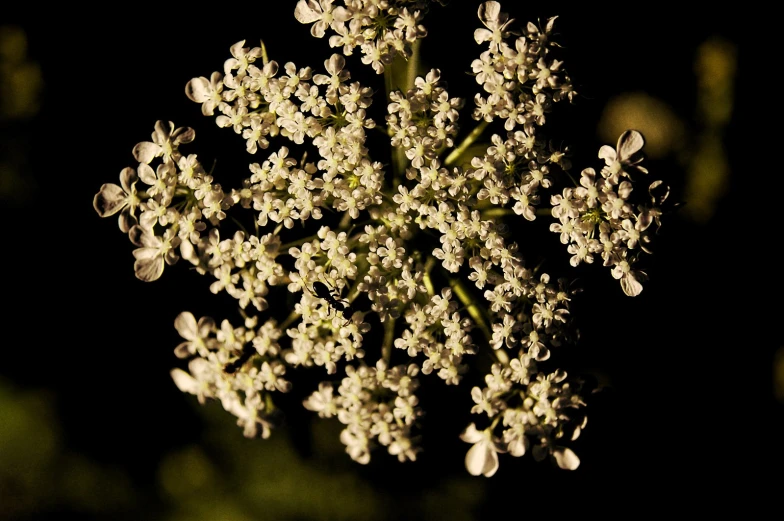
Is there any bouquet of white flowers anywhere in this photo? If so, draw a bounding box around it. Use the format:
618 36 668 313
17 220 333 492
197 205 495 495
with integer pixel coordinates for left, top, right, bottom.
93 0 671 477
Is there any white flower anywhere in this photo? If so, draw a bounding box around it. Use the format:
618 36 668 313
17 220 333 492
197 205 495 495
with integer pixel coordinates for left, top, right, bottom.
598 129 648 183
388 432 419 462
230 394 273 439
138 162 176 207
128 225 180 282
132 120 194 165
93 167 141 232
294 0 350 38
340 425 371 464
474 1 514 52
173 311 215 359
304 382 338 418
460 423 505 477
611 258 645 297
223 40 263 76
170 358 217 405
185 72 224 116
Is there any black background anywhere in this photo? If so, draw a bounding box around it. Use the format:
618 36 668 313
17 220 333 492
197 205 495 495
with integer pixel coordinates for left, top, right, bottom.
2 3 778 519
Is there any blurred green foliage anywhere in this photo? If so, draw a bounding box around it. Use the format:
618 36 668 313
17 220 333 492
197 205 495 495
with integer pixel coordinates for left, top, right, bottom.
0 25 41 204
158 402 485 521
683 37 736 223
0 378 485 520
0 25 41 120
597 37 737 224
0 379 135 519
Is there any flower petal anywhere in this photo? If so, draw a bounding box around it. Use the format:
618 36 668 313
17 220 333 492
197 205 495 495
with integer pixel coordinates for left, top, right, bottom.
553 447 580 470
174 311 198 341
474 28 493 44
154 120 173 142
185 77 211 103
172 126 195 145
137 163 156 185
133 141 160 164
119 166 137 192
621 274 643 297
294 0 321 23
598 144 616 162
465 442 489 476
482 446 500 477
174 342 193 359
171 368 198 394
478 1 501 24
133 252 164 282
93 183 126 217
118 212 137 233
616 130 645 163
311 21 327 39
229 40 247 59
460 422 483 444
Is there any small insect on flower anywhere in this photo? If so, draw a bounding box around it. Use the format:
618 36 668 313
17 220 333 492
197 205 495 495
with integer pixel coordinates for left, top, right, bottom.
311 281 354 325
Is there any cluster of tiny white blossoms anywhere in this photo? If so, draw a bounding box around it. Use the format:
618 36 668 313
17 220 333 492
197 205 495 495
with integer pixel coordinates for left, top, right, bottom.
93 1 671 477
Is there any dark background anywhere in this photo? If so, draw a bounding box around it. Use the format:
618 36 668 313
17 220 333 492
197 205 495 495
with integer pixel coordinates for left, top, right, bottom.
1 3 778 520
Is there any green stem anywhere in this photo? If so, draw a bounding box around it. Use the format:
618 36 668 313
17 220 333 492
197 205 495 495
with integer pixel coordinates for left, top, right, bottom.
260 40 269 66
345 268 364 304
406 38 421 91
280 234 319 252
450 276 509 365
481 208 515 218
450 277 491 342
384 62 395 98
386 40 422 188
444 120 490 167
422 257 436 296
264 392 275 412
384 67 401 184
564 168 579 187
279 310 300 330
230 215 249 235
338 211 352 231
382 316 396 363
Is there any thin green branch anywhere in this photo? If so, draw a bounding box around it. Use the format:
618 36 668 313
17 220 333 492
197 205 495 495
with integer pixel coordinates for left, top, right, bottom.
481 208 515 218
230 215 249 235
382 316 396 363
260 40 269 66
338 211 352 231
422 256 436 296
444 120 490 167
450 276 509 365
406 38 421 91
279 310 300 331
450 277 491 343
280 234 319 252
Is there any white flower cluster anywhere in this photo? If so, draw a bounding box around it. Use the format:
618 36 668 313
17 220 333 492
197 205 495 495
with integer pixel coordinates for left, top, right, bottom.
93 0 671 476
295 0 431 74
549 130 670 296
170 312 287 439
304 361 423 463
